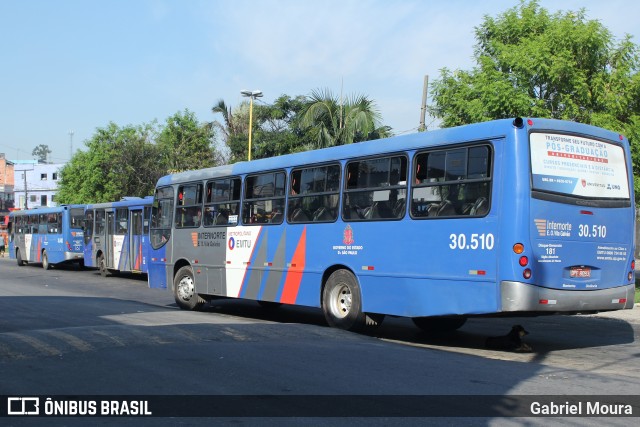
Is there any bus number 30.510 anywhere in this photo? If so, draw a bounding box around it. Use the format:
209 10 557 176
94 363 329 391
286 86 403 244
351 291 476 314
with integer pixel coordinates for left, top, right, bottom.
449 233 495 250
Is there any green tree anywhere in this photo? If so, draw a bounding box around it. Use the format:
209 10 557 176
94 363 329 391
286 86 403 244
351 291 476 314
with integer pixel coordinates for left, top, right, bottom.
212 91 392 162
32 144 51 163
252 95 314 159
56 122 164 204
430 0 640 195
301 88 391 149
156 109 221 172
211 99 248 163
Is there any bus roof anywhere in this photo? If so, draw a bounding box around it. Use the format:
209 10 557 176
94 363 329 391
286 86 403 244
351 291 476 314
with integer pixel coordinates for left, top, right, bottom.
156 117 627 187
86 196 153 210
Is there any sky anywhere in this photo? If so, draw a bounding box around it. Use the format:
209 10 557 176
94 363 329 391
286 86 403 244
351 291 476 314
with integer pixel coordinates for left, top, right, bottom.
1 0 639 164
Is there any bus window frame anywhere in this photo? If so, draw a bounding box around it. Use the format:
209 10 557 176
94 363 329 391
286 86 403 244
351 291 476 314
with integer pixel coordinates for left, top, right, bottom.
175 182 203 229
410 143 493 220
242 170 286 225
342 153 408 222
151 186 175 249
203 176 241 228
287 162 341 224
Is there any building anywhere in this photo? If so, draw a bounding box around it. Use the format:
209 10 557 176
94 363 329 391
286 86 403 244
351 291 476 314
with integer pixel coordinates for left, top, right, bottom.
13 160 64 209
0 153 15 211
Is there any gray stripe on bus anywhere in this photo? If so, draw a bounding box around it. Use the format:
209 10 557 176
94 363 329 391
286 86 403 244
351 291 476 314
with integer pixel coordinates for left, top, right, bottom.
243 229 268 300
262 228 286 302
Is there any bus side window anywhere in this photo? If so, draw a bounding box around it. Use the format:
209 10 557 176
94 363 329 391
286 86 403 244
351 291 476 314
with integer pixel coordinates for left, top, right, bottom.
411 145 491 219
243 172 286 225
203 177 241 227
343 156 407 221
287 165 340 224
175 183 203 228
151 186 174 249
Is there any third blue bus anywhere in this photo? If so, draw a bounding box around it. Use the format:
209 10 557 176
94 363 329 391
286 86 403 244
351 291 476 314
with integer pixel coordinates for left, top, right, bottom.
9 205 85 269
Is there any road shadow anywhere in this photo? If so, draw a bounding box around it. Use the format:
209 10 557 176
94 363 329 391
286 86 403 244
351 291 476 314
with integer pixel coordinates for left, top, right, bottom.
197 297 637 355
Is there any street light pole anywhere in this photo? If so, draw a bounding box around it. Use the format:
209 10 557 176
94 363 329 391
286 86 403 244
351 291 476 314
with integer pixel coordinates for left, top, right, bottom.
240 90 263 161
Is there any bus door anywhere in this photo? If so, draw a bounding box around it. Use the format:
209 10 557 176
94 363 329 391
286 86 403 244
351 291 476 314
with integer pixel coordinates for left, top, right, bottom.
92 209 106 268
105 210 115 269
130 209 144 272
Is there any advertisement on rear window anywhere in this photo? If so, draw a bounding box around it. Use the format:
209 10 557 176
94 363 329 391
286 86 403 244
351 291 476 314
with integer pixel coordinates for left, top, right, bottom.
530 133 629 199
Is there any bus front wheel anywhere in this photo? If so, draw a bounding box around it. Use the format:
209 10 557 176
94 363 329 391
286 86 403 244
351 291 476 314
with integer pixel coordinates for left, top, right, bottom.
174 266 205 311
42 250 51 270
322 269 367 331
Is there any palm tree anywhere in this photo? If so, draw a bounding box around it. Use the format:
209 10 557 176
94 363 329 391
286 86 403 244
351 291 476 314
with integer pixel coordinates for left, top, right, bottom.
211 99 246 141
211 99 249 163
300 89 392 149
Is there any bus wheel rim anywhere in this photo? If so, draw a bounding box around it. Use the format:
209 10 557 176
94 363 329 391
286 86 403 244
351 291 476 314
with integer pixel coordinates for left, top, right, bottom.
329 283 352 319
177 275 195 301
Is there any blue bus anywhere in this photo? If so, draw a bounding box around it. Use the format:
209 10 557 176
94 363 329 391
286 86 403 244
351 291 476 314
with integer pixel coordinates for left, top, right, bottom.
9 205 85 269
148 118 635 332
84 197 153 276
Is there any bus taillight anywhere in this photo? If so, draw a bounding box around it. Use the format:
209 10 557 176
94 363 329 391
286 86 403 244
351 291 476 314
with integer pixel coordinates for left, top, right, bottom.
513 243 531 278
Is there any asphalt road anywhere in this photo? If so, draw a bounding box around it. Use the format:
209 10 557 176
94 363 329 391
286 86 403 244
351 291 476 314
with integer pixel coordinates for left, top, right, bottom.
0 257 638 426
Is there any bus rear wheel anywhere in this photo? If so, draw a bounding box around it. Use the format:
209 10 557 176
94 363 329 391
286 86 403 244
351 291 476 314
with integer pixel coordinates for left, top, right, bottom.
322 269 367 331
98 254 109 277
412 316 467 333
16 249 25 266
174 266 205 311
42 250 51 270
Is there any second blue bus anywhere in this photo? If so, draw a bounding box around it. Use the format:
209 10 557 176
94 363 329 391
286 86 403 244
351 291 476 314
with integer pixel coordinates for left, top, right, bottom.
84 197 153 276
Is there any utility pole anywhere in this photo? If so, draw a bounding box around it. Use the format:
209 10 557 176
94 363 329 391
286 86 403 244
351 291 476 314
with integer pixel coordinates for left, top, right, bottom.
418 75 429 132
23 169 28 209
69 130 74 160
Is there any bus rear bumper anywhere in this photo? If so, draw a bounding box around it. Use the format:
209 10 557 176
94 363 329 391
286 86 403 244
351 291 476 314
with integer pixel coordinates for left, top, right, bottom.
500 281 635 313
64 252 84 262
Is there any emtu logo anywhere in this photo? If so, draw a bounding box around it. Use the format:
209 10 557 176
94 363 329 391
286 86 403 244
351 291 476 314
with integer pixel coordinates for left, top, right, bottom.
228 237 235 250
534 219 547 236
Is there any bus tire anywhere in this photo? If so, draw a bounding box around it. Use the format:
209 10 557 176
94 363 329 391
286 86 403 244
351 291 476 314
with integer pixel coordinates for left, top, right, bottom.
174 266 205 311
98 254 109 277
42 250 51 270
412 316 467 333
322 269 366 331
16 249 25 266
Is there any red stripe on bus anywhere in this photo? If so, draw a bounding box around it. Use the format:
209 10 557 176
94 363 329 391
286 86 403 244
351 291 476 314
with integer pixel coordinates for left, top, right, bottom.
134 239 142 270
280 227 307 304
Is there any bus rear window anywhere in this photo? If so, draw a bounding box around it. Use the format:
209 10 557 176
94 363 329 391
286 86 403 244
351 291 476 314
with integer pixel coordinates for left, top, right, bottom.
530 133 630 206
70 208 85 229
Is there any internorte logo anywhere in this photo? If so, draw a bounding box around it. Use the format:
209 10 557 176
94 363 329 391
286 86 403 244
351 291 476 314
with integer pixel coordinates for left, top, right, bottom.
534 219 547 237
534 219 572 237
191 231 225 248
